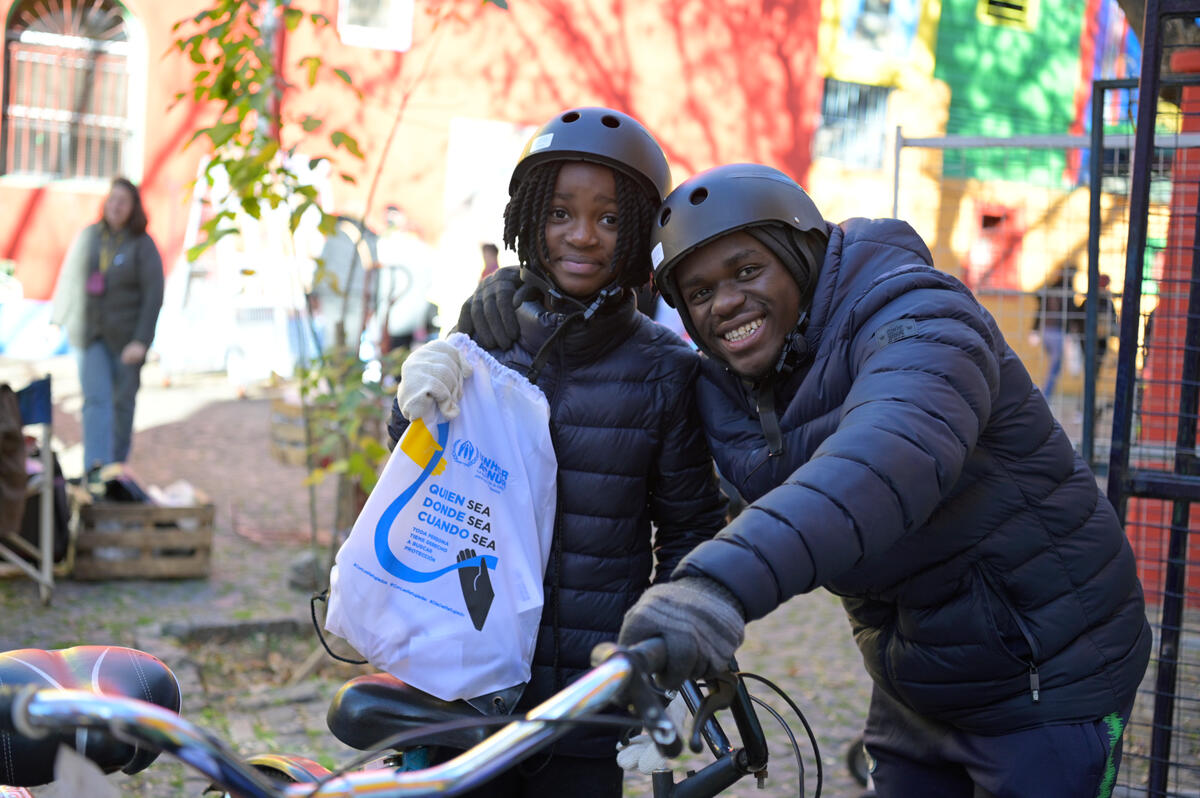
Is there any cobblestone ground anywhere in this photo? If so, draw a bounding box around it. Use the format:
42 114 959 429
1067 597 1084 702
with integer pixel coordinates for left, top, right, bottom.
1 356 873 798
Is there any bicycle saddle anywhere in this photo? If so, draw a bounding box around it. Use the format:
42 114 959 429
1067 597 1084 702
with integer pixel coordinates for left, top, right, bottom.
0 645 181 787
327 673 522 752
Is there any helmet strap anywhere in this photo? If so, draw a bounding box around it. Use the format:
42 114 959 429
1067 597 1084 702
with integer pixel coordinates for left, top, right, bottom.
748 311 811 458
772 311 811 375
754 374 784 457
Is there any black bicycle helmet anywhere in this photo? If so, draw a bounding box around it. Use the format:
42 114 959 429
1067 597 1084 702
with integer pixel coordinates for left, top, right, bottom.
651 163 827 308
509 107 671 205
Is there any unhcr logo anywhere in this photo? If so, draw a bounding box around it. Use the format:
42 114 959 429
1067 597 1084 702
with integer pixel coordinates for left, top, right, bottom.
452 438 480 467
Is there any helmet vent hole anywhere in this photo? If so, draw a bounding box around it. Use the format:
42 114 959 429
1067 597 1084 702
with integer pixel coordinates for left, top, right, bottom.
562 111 580 123
689 188 708 205
659 207 671 226
601 115 620 128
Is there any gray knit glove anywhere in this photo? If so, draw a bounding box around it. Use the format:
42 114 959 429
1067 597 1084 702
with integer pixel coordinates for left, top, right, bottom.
455 266 525 351
618 577 745 690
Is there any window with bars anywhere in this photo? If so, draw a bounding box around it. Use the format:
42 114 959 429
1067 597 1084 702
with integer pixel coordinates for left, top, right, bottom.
815 78 892 170
2 0 132 180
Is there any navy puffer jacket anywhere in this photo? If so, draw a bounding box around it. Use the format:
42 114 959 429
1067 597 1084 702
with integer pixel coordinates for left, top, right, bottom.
678 218 1150 734
389 292 725 755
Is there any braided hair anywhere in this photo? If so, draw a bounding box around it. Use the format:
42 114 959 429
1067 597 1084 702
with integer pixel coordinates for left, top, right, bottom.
502 160 657 292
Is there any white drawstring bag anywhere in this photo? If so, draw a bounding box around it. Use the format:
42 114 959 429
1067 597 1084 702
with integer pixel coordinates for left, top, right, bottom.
326 334 556 701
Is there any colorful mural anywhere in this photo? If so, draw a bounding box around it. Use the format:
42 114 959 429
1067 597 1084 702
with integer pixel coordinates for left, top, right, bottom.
819 0 941 87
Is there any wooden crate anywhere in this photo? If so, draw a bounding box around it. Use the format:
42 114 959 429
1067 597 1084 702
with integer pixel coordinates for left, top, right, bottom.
269 397 309 467
73 503 215 580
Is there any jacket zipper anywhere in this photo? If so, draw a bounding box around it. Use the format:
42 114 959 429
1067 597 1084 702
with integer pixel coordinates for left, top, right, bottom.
976 566 1041 704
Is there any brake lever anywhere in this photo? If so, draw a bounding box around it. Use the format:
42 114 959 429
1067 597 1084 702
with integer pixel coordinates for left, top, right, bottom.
689 670 738 753
592 641 681 758
629 671 682 757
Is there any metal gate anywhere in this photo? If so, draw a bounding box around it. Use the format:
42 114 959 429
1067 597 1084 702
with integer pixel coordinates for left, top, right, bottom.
1105 3 1200 794
891 4 1200 792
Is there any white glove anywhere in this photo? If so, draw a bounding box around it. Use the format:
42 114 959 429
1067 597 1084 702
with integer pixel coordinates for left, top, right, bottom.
397 339 474 422
615 692 690 775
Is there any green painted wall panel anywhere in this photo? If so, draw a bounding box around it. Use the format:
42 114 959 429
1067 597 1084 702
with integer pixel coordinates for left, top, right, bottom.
933 0 1088 185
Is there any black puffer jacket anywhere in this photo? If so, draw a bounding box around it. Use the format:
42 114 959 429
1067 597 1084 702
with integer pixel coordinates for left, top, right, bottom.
389 292 725 756
677 218 1150 734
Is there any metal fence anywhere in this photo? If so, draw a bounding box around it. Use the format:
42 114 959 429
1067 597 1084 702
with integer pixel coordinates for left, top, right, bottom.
893 10 1200 792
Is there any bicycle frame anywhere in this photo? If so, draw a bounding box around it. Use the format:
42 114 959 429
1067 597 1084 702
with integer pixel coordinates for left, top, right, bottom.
653 676 770 798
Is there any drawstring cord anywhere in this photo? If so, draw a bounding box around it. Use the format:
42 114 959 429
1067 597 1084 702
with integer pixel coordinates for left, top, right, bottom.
310 589 368 665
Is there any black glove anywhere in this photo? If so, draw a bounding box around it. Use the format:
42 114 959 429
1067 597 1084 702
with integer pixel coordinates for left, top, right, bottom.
455 266 530 350
618 577 746 690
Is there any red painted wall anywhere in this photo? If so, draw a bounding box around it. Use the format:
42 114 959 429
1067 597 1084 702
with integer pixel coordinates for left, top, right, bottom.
1 0 822 300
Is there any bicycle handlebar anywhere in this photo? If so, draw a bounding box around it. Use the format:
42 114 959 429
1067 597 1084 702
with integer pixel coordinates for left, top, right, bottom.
0 639 674 798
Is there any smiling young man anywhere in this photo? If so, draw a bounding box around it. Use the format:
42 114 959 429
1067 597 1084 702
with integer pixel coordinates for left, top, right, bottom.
615 163 1151 798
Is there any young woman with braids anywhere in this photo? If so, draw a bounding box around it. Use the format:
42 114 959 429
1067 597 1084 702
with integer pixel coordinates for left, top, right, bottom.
386 107 726 796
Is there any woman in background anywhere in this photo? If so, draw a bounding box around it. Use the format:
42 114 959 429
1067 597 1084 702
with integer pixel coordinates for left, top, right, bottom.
51 177 164 483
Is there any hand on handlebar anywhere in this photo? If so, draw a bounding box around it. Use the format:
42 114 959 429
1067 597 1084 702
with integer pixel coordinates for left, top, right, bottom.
617 577 746 690
616 692 689 774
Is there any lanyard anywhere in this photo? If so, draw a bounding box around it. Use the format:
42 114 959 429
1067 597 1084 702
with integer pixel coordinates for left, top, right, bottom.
99 228 124 273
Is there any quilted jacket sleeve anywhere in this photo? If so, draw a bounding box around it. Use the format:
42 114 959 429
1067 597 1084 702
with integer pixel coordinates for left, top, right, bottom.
675 269 1001 621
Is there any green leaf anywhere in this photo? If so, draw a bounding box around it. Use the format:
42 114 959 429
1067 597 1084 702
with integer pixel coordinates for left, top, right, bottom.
330 130 364 159
300 115 322 132
289 202 311 232
206 120 241 148
485 0 509 8
240 197 263 220
282 7 303 30
339 173 357 184
333 68 353 86
299 55 320 87
250 139 280 167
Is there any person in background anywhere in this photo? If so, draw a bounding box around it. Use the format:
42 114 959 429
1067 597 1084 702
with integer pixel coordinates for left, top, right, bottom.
479 241 501 282
1029 262 1081 399
50 178 164 485
393 106 726 797
1079 272 1121 428
1081 273 1119 376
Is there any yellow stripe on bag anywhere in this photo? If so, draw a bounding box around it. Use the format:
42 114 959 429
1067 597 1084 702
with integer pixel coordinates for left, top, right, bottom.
400 418 447 476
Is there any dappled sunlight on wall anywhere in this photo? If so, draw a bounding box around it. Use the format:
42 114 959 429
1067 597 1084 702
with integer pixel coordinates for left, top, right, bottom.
279 0 824 240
